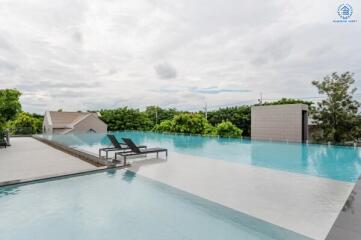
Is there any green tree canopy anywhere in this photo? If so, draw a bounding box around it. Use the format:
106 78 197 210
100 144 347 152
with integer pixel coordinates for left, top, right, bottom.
152 120 174 132
145 106 182 125
100 107 153 131
6 112 42 135
171 113 209 134
215 121 242 138
207 106 251 136
153 113 243 137
153 113 211 134
0 89 22 128
312 72 360 143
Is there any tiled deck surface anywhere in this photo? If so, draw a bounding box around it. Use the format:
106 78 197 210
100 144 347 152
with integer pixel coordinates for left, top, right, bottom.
327 176 361 239
0 137 97 184
128 151 354 240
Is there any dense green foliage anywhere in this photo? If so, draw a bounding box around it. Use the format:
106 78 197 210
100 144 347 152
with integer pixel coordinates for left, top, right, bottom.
100 107 153 131
0 89 22 129
207 106 251 136
260 98 313 107
145 106 182 125
172 114 209 134
215 121 242 137
153 113 242 137
6 112 43 135
153 113 210 134
312 72 361 143
153 120 174 132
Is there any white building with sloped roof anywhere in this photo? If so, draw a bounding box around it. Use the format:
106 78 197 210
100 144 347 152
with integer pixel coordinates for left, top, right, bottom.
42 111 107 134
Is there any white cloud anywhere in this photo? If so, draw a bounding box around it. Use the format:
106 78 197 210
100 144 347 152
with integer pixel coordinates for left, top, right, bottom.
0 0 360 113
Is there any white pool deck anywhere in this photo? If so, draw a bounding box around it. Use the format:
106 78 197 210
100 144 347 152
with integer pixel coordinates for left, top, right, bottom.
0 138 354 240
0 137 97 184
128 151 354 240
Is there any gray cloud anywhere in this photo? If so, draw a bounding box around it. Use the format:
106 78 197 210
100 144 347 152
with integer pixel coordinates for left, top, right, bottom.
154 62 177 79
72 30 83 44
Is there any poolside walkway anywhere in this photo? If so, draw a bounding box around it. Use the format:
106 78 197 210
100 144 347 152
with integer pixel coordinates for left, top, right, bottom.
327 175 361 239
128 151 354 240
0 137 97 185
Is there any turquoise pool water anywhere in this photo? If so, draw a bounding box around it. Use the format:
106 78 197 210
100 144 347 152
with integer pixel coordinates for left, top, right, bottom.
0 170 310 240
42 131 361 182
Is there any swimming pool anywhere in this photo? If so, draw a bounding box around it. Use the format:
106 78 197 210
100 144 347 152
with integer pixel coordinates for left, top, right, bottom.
0 169 311 240
41 131 361 183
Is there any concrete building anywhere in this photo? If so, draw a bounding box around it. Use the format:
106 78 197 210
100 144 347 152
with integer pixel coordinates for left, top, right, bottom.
251 104 308 143
42 111 107 134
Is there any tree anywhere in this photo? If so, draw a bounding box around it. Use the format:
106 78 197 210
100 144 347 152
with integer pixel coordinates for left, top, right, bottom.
145 106 183 125
215 121 242 138
6 112 43 135
29 113 44 122
0 89 22 129
171 113 209 134
153 114 243 137
152 120 174 132
207 106 251 136
312 72 360 143
100 107 153 131
153 113 211 135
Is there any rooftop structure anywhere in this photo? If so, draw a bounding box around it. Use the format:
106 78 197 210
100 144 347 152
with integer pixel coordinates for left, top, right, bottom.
251 104 308 143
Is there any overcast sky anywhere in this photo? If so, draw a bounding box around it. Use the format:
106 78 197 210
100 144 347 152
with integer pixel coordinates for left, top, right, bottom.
0 0 360 113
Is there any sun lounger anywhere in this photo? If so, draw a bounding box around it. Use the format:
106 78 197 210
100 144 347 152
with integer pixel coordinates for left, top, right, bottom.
115 138 168 165
99 134 146 159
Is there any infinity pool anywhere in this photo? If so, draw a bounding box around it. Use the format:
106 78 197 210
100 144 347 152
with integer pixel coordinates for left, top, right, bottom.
0 170 310 240
41 131 361 182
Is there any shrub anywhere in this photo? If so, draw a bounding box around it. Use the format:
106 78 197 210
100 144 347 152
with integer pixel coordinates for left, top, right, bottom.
172 113 208 134
215 121 242 138
153 113 210 135
204 123 216 136
153 120 174 132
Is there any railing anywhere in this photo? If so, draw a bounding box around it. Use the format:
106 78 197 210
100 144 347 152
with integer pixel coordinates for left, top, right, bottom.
0 130 10 146
113 130 361 147
4 127 40 136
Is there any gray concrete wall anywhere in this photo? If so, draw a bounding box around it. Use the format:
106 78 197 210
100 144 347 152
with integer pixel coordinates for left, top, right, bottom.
251 104 308 142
